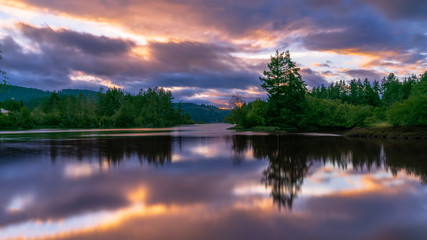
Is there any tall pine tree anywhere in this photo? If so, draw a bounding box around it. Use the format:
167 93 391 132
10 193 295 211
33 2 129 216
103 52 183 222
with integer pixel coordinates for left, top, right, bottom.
259 50 307 129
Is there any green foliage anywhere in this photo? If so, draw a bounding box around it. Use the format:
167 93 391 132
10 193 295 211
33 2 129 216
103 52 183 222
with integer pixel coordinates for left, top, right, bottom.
231 49 427 130
0 85 99 105
227 95 247 126
0 114 10 127
350 104 373 128
304 96 373 129
137 87 179 127
18 106 33 129
387 74 427 127
246 99 267 127
113 101 137 127
259 50 307 128
177 103 230 123
0 86 193 129
97 88 123 117
226 99 268 129
229 104 249 128
362 78 381 106
381 73 416 106
409 72 427 97
305 97 350 128
311 78 382 107
310 73 419 108
388 96 427 126
0 85 51 102
1 98 24 111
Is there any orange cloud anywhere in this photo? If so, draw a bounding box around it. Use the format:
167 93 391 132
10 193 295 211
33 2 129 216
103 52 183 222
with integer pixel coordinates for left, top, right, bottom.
3 0 271 44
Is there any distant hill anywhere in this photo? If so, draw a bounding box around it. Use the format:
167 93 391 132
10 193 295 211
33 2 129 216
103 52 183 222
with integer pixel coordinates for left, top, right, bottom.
176 103 231 123
0 85 98 102
1 85 230 123
0 85 51 102
57 89 98 98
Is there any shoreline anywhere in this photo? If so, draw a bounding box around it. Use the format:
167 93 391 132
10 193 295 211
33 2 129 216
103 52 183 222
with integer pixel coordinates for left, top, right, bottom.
230 125 427 140
1 124 426 140
344 127 427 140
0 123 197 133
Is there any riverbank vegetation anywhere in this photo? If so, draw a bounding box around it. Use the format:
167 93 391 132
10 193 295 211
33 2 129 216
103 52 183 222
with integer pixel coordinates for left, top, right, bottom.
0 87 193 129
226 51 427 136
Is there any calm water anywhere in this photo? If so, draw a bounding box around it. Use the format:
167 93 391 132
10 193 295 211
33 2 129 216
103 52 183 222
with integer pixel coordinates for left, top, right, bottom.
1 124 426 240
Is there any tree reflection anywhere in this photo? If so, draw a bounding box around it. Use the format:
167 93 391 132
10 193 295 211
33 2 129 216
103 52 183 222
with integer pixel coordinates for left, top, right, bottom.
382 140 427 183
260 140 311 209
46 136 173 166
253 135 312 210
231 134 427 210
229 135 251 164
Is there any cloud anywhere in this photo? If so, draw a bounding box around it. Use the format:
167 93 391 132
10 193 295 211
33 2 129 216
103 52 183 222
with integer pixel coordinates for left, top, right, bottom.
312 63 331 68
298 3 426 68
1 24 262 105
147 41 237 73
344 69 382 80
7 0 293 41
1 0 426 103
11 1 425 58
362 0 427 20
18 23 136 56
300 68 328 88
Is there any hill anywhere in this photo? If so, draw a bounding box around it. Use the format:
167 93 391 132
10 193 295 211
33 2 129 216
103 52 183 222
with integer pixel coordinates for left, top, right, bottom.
0 85 51 102
1 85 230 123
58 89 98 98
176 103 230 123
0 85 98 102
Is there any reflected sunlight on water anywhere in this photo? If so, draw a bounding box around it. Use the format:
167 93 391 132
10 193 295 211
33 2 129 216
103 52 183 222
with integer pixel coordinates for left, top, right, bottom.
1 124 426 240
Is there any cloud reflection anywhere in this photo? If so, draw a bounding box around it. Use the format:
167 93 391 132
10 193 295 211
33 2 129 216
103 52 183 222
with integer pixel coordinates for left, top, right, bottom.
1 128 427 239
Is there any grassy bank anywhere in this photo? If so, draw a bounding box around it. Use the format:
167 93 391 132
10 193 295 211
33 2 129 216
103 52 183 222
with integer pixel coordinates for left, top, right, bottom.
344 126 427 140
229 124 427 140
228 125 281 132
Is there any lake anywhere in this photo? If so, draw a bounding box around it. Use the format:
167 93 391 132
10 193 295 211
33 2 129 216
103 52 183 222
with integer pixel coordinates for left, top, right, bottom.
1 123 426 240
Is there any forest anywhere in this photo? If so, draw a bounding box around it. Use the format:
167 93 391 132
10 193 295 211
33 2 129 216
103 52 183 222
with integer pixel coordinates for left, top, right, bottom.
178 103 231 123
1 49 426 131
227 51 427 130
0 87 194 129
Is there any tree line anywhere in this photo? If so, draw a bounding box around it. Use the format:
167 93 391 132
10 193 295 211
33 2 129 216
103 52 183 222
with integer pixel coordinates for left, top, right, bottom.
227 51 427 129
0 87 193 129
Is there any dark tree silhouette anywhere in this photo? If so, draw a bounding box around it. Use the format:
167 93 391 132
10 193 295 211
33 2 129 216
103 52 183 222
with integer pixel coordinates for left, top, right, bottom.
259 50 307 129
0 86 193 129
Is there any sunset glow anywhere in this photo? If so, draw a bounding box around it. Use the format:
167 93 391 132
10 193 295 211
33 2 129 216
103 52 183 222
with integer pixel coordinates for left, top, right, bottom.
0 0 425 106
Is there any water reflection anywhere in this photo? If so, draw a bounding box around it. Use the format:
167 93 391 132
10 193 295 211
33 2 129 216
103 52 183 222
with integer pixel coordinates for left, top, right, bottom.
230 135 427 209
1 136 173 166
0 126 426 240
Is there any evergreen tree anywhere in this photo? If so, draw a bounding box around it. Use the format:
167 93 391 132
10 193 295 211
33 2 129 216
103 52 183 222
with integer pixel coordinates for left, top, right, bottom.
381 73 401 106
388 72 427 126
228 95 248 127
362 78 380 106
259 50 307 129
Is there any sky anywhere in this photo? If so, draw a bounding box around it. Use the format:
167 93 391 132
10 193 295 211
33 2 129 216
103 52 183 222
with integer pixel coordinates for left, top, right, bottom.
0 0 426 106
